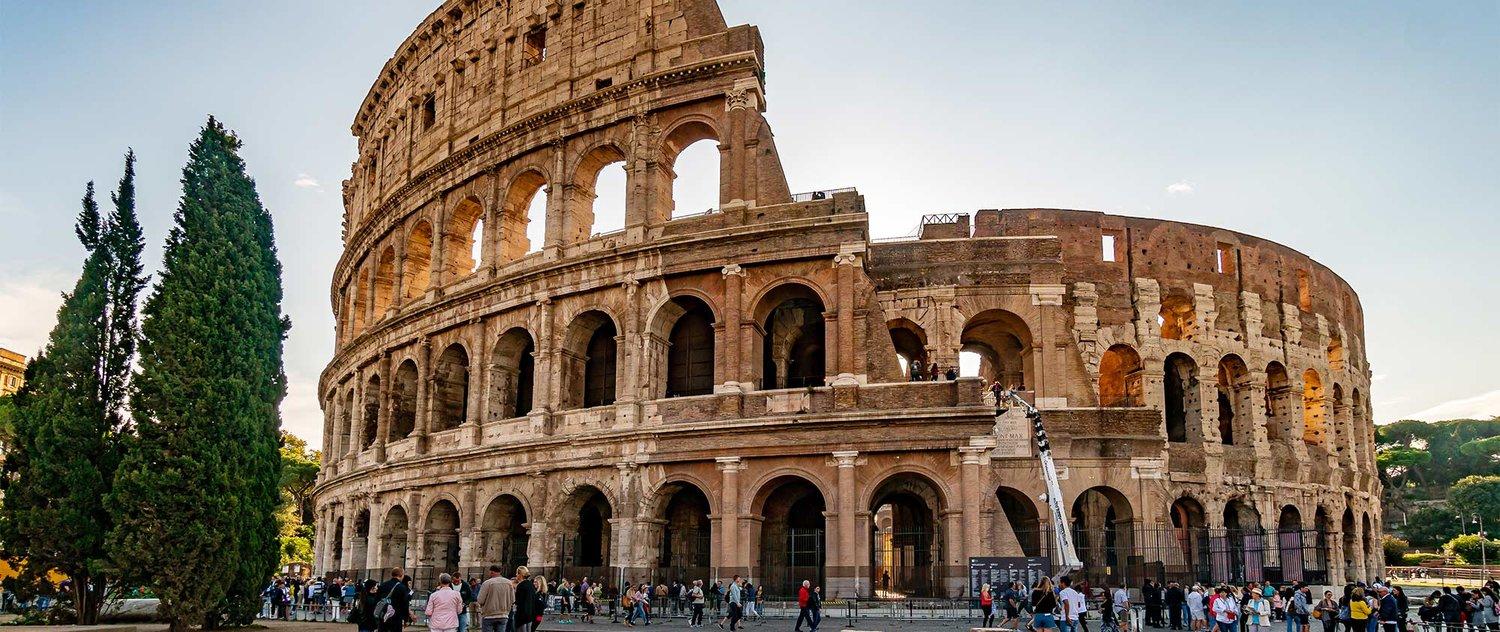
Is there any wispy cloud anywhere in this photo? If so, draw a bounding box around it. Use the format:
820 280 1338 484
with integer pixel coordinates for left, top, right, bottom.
0 267 71 357
1165 180 1195 195
293 173 321 190
1405 389 1500 422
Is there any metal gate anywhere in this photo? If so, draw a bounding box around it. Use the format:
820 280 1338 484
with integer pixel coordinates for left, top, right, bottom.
871 529 936 598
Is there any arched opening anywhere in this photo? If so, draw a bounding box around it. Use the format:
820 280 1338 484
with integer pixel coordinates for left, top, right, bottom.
1099 344 1144 407
352 508 371 574
1302 369 1326 447
1361 513 1374 576
380 506 410 569
332 516 345 571
1159 294 1196 340
569 145 628 241
755 476 826 598
556 486 612 576
362 375 380 449
391 360 418 440
1331 383 1348 458
562 311 618 409
403 221 433 300
442 197 485 282
663 121 721 218
1311 507 1333 583
994 487 1042 557
421 500 461 580
1278 505 1306 582
1169 496 1209 585
1218 498 1264 584
888 318 928 380
480 494 529 573
755 284 827 389
432 343 470 432
500 170 548 261
1071 486 1134 586
489 328 535 420
655 482 712 582
868 473 945 598
1216 354 1250 445
665 297 715 397
373 245 396 315
1163 352 1200 443
352 269 369 335
1341 508 1357 581
1328 335 1345 371
1265 362 1291 442
1351 388 1367 465
959 309 1032 389
339 389 354 456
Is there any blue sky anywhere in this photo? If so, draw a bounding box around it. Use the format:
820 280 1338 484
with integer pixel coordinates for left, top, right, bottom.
2 1 1497 443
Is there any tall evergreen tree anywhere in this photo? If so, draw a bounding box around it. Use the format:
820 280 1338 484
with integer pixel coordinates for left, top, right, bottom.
0 179 122 623
103 150 148 427
109 117 288 632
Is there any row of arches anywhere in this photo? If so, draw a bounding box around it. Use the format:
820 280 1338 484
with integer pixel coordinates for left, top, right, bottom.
887 309 1033 388
1167 496 1378 585
344 125 722 340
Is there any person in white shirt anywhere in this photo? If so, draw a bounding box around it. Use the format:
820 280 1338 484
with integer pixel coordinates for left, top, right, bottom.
1114 586 1132 632
1188 585 1207 632
1059 576 1088 632
1211 586 1240 632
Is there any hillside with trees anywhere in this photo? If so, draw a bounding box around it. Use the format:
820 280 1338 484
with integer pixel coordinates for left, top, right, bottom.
1377 418 1500 562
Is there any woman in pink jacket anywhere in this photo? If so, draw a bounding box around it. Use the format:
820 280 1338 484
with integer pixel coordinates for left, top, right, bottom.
424 573 465 632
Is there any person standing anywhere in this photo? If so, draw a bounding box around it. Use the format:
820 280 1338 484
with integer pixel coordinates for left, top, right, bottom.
689 579 706 628
456 574 476 632
1210 586 1239 632
808 586 824 632
711 580 724 617
1144 580 1162 628
426 574 465 632
980 583 996 629
1033 577 1061 630
1167 582 1186 631
477 565 515 632
1316 591 1338 632
1247 589 1271 632
378 568 413 632
1113 584 1132 632
1374 585 1401 632
1188 585 1207 632
512 567 537 632
794 580 814 632
1060 576 1086 632
355 579 382 632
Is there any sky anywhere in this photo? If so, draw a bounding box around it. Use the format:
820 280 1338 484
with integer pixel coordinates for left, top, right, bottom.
2 1 1497 445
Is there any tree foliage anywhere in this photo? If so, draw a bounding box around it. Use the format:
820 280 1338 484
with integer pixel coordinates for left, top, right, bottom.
277 431 319 568
0 152 145 624
107 118 288 631
1396 505 1465 549
1382 535 1410 566
1448 475 1500 525
1377 419 1500 492
1378 447 1433 491
1444 534 1500 565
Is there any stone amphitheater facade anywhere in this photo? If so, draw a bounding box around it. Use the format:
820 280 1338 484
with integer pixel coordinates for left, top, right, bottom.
312 0 1382 598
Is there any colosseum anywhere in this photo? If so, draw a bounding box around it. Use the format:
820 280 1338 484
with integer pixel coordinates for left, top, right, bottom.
312 0 1382 598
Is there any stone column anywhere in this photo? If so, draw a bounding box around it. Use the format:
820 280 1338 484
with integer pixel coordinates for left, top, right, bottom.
831 451 860 597
534 298 557 413
459 482 479 573
414 337 433 454
470 319 491 446
719 264 745 391
832 252 860 384
716 457 745 576
616 279 643 426
342 503 359 574
959 447 987 562
375 352 392 462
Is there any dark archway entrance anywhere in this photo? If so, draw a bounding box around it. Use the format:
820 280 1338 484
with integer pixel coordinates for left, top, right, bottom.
755 476 826 598
655 482 712 583
868 474 944 598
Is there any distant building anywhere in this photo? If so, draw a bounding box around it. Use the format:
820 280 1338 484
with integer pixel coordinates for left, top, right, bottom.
0 348 24 397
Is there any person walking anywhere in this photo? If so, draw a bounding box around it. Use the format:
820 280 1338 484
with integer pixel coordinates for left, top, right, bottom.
1189 585 1207 632
1167 582 1187 631
426 574 465 632
1060 576 1086 632
1001 581 1023 630
377 568 413 632
719 575 744 631
980 583 996 629
354 579 382 632
1033 577 1061 630
1210 586 1239 632
1113 583 1132 632
477 565 515 632
689 579 706 628
1289 583 1312 632
743 580 758 622
807 586 823 632
794 580 814 632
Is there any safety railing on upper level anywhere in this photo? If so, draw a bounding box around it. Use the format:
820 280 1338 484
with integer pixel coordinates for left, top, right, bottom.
790 187 856 202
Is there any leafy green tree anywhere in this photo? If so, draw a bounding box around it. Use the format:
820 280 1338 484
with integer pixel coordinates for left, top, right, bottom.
108 118 288 632
280 431 321 525
1444 534 1500 565
1378 446 1433 490
0 154 145 624
1396 505 1464 548
1382 535 1410 566
1460 435 1500 461
1449 475 1500 525
1377 419 1500 492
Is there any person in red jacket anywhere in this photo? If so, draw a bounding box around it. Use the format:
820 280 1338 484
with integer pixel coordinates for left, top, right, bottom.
794 581 813 632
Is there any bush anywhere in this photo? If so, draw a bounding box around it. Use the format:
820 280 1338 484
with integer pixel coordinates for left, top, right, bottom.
1383 535 1411 565
1443 534 1500 564
1401 552 1445 566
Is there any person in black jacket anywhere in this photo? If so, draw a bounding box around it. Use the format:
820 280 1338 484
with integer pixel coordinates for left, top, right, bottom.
355 579 381 632
512 566 537 632
1166 582 1187 630
1145 580 1163 628
377 568 413 632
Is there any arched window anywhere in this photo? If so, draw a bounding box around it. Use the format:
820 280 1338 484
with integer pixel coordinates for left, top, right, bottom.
1302 369 1325 447
403 221 433 300
500 170 548 262
888 319 928 381
1071 487 1135 586
663 121 720 219
490 328 535 420
959 310 1032 389
373 245 396 315
391 360 419 440
362 375 380 449
584 326 617 407
754 284 826 389
569 145 628 242
480 495 529 570
563 311 617 409
654 483 712 579
1098 344 1143 407
441 197 485 282
432 343 470 432
1216 355 1250 445
1265 362 1291 442
666 298 715 397
557 487 612 571
1159 294 1196 340
381 506 410 569
754 476 826 598
1163 353 1199 443
352 267 369 335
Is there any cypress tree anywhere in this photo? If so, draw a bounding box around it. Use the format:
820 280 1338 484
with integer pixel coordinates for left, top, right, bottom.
109 117 288 631
0 180 118 623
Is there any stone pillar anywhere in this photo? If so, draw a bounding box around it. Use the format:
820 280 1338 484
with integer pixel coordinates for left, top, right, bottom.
391 238 407 309
719 264 745 391
535 297 557 413
832 252 860 385
959 447 987 562
375 352 392 462
459 482 479 573
716 457 745 576
471 319 491 446
723 79 761 205
342 503 359 574
831 451 859 596
617 279 643 426
414 337 433 454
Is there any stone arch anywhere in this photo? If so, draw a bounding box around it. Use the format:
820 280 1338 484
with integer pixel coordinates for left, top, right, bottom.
1159 293 1196 340
753 474 827 598
380 504 411 569
1351 387 1367 464
888 318 929 380
441 196 485 282
479 493 530 572
1361 512 1374 577
489 327 536 420
1163 352 1200 443
867 471 947 598
650 480 713 582
420 498 462 578
499 168 549 262
351 508 371 573
645 294 716 398
1328 334 1345 371
554 485 613 572
1331 382 1348 458
1215 354 1251 445
1099 343 1144 407
566 142 628 242
1070 486 1134 586
331 514 346 571
431 343 471 432
391 359 419 440
1311 506 1333 580
373 244 396 315
362 375 380 448
562 310 618 409
403 220 433 300
352 264 370 335
959 309 1033 389
1169 495 1209 585
1341 507 1357 581
752 282 828 390
661 117 723 219
339 387 355 456
1302 369 1326 447
1220 497 1265 583
994 486 1043 558
1278 505 1307 582
1265 362 1292 442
